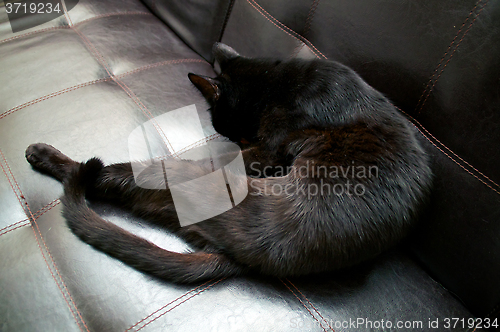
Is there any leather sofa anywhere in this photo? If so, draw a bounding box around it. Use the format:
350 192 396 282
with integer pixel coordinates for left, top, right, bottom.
1 0 498 331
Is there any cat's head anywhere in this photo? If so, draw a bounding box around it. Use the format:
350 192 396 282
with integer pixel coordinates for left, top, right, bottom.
189 43 278 144
188 43 240 105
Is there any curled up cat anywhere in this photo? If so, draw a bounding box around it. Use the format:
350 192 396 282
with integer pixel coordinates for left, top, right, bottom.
25 43 432 283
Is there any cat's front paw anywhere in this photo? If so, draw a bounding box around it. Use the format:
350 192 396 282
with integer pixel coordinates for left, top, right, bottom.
26 143 77 181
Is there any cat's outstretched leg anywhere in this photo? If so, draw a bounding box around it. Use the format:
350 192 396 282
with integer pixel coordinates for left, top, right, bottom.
25 144 242 239
61 157 247 283
26 144 165 199
26 143 79 181
25 143 178 222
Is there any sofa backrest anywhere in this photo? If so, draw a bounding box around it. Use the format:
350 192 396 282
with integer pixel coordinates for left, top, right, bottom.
144 0 500 318
142 0 234 62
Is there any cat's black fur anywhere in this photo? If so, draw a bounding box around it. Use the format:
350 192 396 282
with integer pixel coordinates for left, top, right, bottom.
25 43 432 283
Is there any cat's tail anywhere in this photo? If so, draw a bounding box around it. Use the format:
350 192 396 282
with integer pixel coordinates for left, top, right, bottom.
61 159 246 283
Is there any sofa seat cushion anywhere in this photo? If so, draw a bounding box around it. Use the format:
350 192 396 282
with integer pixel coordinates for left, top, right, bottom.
0 0 480 331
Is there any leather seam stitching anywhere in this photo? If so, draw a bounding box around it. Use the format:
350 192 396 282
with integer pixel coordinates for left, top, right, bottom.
285 278 333 330
0 77 112 120
0 59 207 121
0 26 69 45
0 198 60 237
126 278 226 331
246 0 326 59
284 20 500 193
60 22 242 329
0 219 29 234
400 108 500 194
0 12 153 45
290 0 321 58
75 11 153 27
0 221 30 237
0 150 89 332
416 0 489 114
67 19 181 158
176 133 222 156
291 0 321 57
280 278 334 332
63 12 213 161
302 0 320 37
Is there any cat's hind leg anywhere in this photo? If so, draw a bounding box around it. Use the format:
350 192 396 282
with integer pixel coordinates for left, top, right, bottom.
25 143 169 205
62 160 247 282
26 143 79 182
25 143 189 230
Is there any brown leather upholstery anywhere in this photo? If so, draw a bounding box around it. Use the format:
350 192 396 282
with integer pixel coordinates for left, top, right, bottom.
1 0 498 330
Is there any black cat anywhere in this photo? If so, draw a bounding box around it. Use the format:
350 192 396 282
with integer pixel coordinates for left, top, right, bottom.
25 43 432 283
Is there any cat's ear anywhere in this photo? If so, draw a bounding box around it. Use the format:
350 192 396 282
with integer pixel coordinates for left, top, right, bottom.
188 73 221 104
213 42 240 70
